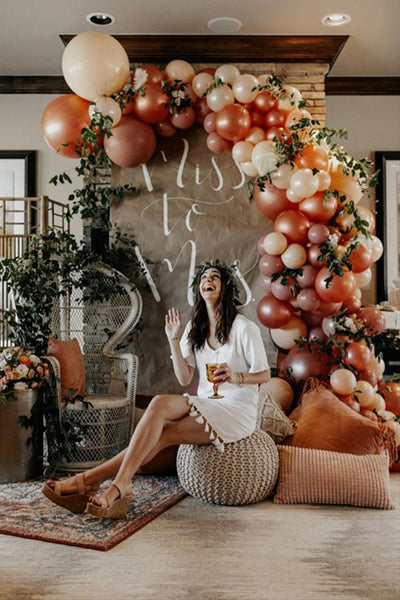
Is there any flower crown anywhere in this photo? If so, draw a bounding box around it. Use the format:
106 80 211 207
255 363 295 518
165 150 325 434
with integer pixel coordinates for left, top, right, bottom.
191 259 241 302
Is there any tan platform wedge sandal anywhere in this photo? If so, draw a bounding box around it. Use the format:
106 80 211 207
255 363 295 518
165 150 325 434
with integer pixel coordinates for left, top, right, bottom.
86 482 133 519
42 473 100 514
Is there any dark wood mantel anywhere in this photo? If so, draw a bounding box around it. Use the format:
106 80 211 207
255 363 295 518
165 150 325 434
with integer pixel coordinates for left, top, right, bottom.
0 34 399 95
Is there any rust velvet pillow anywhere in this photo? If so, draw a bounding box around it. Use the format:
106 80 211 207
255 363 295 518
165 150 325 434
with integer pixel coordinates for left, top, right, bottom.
286 380 393 457
47 337 85 400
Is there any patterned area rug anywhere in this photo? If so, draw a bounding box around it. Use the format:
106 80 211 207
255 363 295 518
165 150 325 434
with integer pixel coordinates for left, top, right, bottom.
0 474 187 551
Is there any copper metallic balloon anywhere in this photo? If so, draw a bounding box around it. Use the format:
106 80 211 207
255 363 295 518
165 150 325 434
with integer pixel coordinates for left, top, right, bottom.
215 103 251 142
254 182 293 221
41 94 91 158
134 83 170 124
257 294 293 329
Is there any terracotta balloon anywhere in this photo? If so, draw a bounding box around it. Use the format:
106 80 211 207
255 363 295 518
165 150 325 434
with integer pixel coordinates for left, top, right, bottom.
257 295 293 329
308 245 328 268
254 182 293 221
343 293 362 312
206 132 229 153
271 316 308 350
296 264 318 289
297 288 321 312
301 311 322 326
259 253 284 277
134 83 170 124
215 104 251 142
299 193 338 223
274 210 310 245
170 107 195 129
315 267 355 303
154 119 177 138
345 341 371 372
194 97 211 124
358 306 386 333
62 32 130 101
103 116 156 168
308 326 327 343
294 145 329 171
254 91 276 114
378 382 400 414
280 346 326 383
137 63 166 84
41 94 91 158
330 368 357 395
271 275 296 301
311 300 343 317
358 368 378 388
265 108 287 128
348 243 373 273
308 224 330 245
263 377 294 412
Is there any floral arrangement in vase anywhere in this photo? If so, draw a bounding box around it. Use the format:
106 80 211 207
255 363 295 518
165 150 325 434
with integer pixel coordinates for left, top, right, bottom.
0 347 50 406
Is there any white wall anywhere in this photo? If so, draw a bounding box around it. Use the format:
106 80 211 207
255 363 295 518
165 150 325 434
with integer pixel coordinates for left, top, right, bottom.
1 93 399 300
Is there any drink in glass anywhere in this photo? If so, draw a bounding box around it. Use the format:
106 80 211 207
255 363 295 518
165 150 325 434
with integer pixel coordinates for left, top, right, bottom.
206 363 224 399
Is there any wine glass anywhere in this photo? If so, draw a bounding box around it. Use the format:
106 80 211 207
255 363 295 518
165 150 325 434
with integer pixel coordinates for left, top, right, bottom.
206 363 224 399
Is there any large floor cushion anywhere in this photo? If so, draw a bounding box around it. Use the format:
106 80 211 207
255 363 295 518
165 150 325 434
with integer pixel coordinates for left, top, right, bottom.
176 430 279 506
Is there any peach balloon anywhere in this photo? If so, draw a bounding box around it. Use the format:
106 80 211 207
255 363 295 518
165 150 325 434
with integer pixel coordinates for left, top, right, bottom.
232 141 253 163
354 380 375 407
264 378 294 412
214 64 241 85
289 168 319 200
245 127 266 145
271 163 297 190
294 145 329 171
263 232 288 255
232 73 260 104
270 316 308 350
281 243 307 269
62 32 130 101
192 72 214 97
207 84 235 112
330 369 357 395
165 59 195 83
89 96 122 127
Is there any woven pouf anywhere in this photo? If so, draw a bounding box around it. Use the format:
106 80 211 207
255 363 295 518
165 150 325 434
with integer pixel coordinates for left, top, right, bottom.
176 430 279 506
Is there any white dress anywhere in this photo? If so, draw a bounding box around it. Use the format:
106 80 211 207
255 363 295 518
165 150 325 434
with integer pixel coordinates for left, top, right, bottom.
180 314 269 451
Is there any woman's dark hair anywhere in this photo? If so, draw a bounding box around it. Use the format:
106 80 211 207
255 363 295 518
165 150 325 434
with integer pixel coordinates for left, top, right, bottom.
188 261 239 351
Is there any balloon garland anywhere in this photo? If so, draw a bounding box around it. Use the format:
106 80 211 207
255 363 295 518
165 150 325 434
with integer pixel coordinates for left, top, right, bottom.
40 32 400 440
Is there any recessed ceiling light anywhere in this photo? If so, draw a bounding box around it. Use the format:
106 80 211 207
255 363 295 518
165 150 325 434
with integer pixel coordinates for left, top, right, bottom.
207 17 242 33
321 13 351 27
86 12 116 26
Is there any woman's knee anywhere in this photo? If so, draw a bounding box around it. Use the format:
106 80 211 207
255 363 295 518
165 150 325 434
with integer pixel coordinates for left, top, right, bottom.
147 394 173 419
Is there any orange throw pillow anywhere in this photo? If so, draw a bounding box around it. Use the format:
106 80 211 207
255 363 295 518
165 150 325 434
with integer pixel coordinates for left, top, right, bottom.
47 337 85 400
286 379 394 457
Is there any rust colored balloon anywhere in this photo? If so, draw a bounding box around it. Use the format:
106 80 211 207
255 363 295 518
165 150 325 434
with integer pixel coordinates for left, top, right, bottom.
299 192 338 224
257 294 293 329
250 109 266 128
215 103 251 142
307 245 327 268
259 253 284 277
358 368 378 388
274 210 310 245
358 306 386 333
170 107 195 130
280 346 326 383
345 341 371 372
137 64 166 84
154 118 177 138
294 144 329 171
348 244 373 273
337 394 361 413
296 264 318 288
254 91 276 113
134 83 170 124
265 108 287 128
315 267 355 303
41 94 91 158
194 97 212 124
311 300 343 317
343 293 362 312
378 382 400 415
103 116 156 167
254 183 293 221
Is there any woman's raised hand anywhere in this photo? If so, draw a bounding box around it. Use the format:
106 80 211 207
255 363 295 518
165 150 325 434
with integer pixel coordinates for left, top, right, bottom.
165 307 182 341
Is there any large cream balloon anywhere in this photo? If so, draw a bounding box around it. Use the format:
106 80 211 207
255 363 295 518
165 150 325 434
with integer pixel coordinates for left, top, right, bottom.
62 32 130 101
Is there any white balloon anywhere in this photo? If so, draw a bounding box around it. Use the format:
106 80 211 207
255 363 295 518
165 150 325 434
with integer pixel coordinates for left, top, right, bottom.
192 72 214 97
289 168 319 200
278 85 303 111
232 73 260 104
271 163 297 189
206 84 235 112
251 141 278 176
215 64 241 85
317 170 331 191
370 236 384 261
257 73 273 86
240 161 259 177
354 268 372 288
286 188 303 203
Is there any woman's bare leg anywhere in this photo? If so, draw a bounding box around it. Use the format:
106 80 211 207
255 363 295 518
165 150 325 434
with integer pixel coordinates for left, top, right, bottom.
91 394 212 506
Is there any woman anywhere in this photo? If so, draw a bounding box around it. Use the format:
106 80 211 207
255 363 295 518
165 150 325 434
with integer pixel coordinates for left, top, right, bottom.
42 259 270 518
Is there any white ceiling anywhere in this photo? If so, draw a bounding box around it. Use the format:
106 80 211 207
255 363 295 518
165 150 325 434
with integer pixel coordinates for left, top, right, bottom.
1 0 399 77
